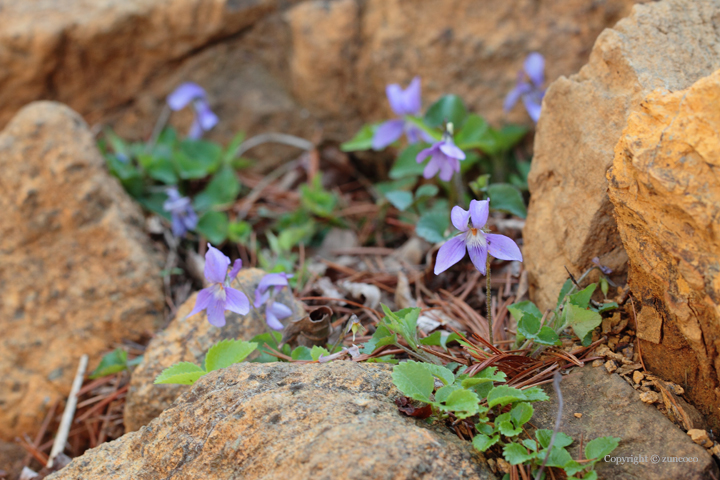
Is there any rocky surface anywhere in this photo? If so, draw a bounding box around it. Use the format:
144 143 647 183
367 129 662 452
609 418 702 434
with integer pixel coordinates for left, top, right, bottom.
607 69 720 429
52 362 495 479
0 102 163 441
533 366 718 479
124 268 302 432
0 0 644 149
524 0 720 310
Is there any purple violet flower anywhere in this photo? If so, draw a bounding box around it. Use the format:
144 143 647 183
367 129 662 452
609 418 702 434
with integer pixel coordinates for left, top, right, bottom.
592 257 613 275
186 244 250 327
254 273 294 331
434 199 523 275
372 77 432 150
163 187 198 238
504 52 546 123
167 82 219 139
415 133 466 182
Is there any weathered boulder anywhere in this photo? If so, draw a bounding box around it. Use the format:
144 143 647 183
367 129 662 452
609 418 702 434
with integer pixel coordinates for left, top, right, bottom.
52 362 495 479
524 0 720 310
0 0 644 147
533 366 717 479
0 102 164 440
607 70 720 428
124 268 302 432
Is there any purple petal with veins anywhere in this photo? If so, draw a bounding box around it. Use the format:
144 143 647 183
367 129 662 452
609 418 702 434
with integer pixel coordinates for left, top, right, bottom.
186 288 213 319
486 233 523 262
469 199 489 229
225 287 250 315
204 244 230 284
467 244 488 274
206 297 227 327
434 236 466 275
451 206 470 232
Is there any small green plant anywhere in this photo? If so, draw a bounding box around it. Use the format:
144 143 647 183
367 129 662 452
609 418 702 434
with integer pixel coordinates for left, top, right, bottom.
89 348 143 379
509 264 619 352
154 339 257 385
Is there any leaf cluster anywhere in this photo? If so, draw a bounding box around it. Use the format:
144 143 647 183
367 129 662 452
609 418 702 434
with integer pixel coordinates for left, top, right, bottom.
154 340 257 385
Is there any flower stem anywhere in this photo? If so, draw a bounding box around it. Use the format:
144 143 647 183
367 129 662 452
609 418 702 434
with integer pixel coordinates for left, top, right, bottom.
146 104 171 152
486 255 493 346
453 170 466 206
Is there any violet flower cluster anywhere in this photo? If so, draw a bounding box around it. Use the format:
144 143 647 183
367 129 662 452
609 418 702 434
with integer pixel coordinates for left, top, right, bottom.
167 82 219 139
187 244 250 327
254 273 293 331
372 77 431 150
415 128 466 182
434 199 523 275
504 53 546 123
163 187 197 238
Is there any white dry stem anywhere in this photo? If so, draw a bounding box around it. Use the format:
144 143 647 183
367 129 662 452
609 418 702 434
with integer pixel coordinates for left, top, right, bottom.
48 354 88 468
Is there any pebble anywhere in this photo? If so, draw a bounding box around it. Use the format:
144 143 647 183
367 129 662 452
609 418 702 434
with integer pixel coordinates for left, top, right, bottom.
633 371 645 384
688 429 713 448
574 413 583 418
592 359 604 368
640 391 660 404
604 360 618 374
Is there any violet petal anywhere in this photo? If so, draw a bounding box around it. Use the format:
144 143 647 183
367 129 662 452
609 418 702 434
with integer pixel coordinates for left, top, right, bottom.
206 297 227 327
467 244 488 275
450 206 470 232
372 119 405 150
439 142 466 160
402 77 422 115
225 287 250 315
438 156 456 181
434 236 466 275
194 99 219 131
416 143 439 164
229 259 242 281
522 95 542 123
186 287 213 319
265 308 284 331
269 301 293 320
486 233 523 262
204 244 230 284
167 82 206 111
524 52 545 87
503 82 532 112
422 155 441 179
469 199 489 229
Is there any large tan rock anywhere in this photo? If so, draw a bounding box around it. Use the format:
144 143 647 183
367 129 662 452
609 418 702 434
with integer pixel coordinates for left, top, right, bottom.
124 268 302 432
0 102 164 440
524 0 720 310
533 366 718 479
51 362 495 480
607 70 720 429
0 0 644 148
